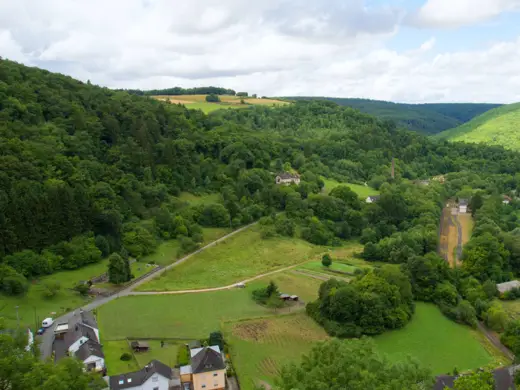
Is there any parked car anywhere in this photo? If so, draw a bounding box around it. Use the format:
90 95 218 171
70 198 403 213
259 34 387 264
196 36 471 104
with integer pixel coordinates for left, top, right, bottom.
235 282 246 288
42 317 54 328
36 327 46 335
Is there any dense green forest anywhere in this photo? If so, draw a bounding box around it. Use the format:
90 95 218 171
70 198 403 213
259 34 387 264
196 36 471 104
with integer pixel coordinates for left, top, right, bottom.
287 97 500 135
0 59 519 338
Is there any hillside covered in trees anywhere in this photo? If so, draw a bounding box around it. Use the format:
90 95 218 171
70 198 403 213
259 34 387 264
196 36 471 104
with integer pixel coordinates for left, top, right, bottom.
0 59 519 303
287 97 501 135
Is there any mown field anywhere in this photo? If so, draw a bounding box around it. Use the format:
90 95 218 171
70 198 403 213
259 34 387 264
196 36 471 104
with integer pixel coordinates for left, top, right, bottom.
436 102 520 151
136 228 323 291
321 177 379 198
375 303 500 374
153 94 289 114
224 313 329 390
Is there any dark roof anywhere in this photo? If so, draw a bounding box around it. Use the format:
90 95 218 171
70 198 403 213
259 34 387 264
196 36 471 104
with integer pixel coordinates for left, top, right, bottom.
433 375 455 390
131 341 149 348
52 339 68 362
80 311 98 329
76 339 104 361
433 368 516 390
277 172 299 180
459 199 469 206
191 347 225 374
109 360 172 390
64 322 98 348
493 368 516 390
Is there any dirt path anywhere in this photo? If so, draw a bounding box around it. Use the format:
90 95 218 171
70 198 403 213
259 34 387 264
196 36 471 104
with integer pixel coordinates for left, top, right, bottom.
477 322 515 361
129 262 310 296
292 269 350 282
453 214 463 262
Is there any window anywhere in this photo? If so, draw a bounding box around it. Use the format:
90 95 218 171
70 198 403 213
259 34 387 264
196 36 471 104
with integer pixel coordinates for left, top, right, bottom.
213 373 218 377
152 374 159 382
202 386 206 389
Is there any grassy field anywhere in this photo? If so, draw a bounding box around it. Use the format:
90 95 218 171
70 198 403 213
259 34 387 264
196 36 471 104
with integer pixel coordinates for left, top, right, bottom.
500 300 520 321
225 313 328 390
98 289 272 340
136 228 321 291
298 258 371 276
177 192 222 206
436 102 520 151
153 95 289 114
103 340 140 375
375 303 499 374
248 271 323 303
321 177 379 198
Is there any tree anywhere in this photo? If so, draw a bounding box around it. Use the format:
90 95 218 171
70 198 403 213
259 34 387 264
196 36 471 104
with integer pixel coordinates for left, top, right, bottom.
277 338 432 390
209 331 224 349
94 235 110 257
108 253 131 284
42 281 61 299
452 368 495 390
205 94 220 103
322 253 332 267
0 264 29 296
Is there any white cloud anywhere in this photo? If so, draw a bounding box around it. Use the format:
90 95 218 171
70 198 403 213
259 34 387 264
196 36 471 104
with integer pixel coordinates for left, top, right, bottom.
411 0 520 28
0 0 519 103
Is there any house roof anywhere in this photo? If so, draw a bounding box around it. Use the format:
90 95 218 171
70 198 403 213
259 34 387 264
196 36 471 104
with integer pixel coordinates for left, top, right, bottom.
279 293 290 299
277 172 299 180
190 345 220 358
65 322 98 348
190 346 225 374
75 339 104 361
433 374 455 390
432 367 517 390
503 195 513 202
497 280 520 294
367 195 380 202
109 360 172 390
180 365 193 375
459 199 469 206
80 311 98 329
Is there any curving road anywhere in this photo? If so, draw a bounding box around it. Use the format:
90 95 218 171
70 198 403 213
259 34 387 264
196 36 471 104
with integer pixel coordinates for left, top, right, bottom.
39 221 258 359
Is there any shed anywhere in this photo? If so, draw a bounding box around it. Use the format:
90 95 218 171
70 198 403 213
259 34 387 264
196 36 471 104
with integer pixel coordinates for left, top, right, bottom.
290 295 299 301
279 294 291 300
497 280 520 294
459 199 468 214
131 341 150 352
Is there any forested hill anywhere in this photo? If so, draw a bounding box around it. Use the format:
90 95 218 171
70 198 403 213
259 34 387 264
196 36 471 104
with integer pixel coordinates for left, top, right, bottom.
1 58 519 286
286 97 501 135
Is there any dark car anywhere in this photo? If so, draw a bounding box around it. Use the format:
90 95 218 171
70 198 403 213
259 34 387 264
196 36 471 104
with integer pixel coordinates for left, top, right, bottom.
36 327 46 335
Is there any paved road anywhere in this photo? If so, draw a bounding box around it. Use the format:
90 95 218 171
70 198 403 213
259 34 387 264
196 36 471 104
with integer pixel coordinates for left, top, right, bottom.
477 322 515 361
39 221 258 359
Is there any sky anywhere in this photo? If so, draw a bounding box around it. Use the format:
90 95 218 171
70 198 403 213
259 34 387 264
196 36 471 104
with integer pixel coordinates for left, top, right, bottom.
1 0 520 103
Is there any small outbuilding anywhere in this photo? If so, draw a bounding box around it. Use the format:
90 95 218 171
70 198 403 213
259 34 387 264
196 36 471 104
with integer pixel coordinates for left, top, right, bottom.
365 195 380 204
290 295 299 301
458 199 468 214
279 293 291 301
503 195 512 205
131 341 150 353
275 172 300 186
497 280 520 294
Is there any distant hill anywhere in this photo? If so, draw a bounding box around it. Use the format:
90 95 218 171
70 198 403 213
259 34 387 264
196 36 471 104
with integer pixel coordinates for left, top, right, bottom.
435 102 520 150
285 97 501 135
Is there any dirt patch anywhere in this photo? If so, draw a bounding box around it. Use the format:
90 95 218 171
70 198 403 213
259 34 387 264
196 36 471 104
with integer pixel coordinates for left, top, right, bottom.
233 320 269 341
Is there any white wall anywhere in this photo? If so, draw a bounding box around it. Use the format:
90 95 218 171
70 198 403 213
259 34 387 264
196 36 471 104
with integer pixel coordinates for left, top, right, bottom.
113 373 169 390
83 355 105 371
69 336 88 353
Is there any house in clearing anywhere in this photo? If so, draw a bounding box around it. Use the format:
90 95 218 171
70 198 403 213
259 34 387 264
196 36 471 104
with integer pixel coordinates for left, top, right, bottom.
503 195 512 205
458 199 468 214
180 345 226 390
365 195 381 204
275 172 300 185
52 310 105 373
108 360 174 390
497 280 520 295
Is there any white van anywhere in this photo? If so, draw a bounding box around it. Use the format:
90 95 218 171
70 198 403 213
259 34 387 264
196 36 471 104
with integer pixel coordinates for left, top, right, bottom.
42 318 54 328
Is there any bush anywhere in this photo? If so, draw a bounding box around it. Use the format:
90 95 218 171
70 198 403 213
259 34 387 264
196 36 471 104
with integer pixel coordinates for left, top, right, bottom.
177 346 190 366
0 265 29 296
205 94 220 103
120 352 132 361
42 281 61 299
322 254 332 267
252 281 279 305
74 283 90 296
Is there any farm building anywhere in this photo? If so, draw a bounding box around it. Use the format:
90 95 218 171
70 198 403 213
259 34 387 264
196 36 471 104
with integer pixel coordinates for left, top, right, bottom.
496 280 520 294
275 172 300 185
458 199 468 214
131 341 150 352
280 293 291 300
366 195 381 204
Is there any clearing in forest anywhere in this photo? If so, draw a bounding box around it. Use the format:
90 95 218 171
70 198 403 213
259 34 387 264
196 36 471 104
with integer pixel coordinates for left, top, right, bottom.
224 313 329 390
321 177 379 198
135 228 322 291
375 303 504 374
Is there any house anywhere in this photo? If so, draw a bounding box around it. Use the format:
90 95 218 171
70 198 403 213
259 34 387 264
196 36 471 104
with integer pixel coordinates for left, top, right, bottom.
458 199 468 214
433 366 517 389
180 345 226 390
131 341 150 353
52 310 105 373
416 179 430 186
503 195 513 205
275 172 300 185
365 195 380 204
497 280 520 294
109 360 173 390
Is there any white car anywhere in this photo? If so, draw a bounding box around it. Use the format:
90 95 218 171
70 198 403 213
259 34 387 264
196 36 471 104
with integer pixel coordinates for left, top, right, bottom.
42 318 54 328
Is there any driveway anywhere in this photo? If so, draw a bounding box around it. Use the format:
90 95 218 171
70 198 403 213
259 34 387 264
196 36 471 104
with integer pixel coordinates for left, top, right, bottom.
39 221 257 359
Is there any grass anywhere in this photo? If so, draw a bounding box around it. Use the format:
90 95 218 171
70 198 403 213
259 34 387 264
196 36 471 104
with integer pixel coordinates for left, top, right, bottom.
500 300 520 321
177 192 222 206
136 228 321 291
153 95 288 114
436 102 520 151
299 261 362 275
224 313 329 390
249 271 323 303
375 303 498 374
103 340 140 375
459 213 474 245
97 289 272 340
321 177 379 198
